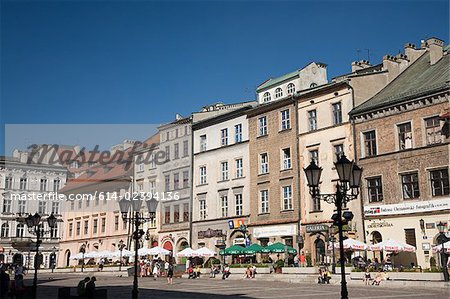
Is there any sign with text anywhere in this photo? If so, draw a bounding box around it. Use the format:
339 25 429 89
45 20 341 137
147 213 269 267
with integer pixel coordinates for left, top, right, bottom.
305 224 329 233
364 198 450 217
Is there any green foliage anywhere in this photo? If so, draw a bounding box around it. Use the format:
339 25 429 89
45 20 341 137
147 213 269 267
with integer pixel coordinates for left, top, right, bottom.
429 257 436 268
274 259 285 269
306 255 312 267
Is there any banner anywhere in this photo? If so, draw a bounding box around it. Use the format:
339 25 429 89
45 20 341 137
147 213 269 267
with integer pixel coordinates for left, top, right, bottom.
364 198 450 216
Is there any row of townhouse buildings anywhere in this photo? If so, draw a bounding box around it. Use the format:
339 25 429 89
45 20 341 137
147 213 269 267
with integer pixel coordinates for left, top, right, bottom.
1 37 448 270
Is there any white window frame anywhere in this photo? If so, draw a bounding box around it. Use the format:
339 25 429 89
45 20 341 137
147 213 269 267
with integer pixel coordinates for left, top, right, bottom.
200 135 207 152
199 199 207 220
221 195 228 217
235 194 243 216
235 158 243 178
308 109 317 131
220 161 229 181
287 83 295 94
258 116 268 136
260 153 269 174
199 166 207 185
281 109 291 130
260 190 269 214
275 88 283 98
263 92 271 102
235 124 242 143
221 128 228 146
282 185 293 210
282 148 292 170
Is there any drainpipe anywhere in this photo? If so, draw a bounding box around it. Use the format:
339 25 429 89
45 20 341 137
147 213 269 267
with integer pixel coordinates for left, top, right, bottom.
294 96 303 251
189 122 194 248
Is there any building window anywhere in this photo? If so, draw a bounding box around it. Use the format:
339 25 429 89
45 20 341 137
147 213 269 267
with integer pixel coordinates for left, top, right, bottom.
69 223 73 237
363 130 377 157
236 158 243 178
101 218 106 233
221 195 228 217
165 175 170 191
2 199 11 213
287 83 295 94
282 186 293 210
174 205 180 223
183 140 189 157
76 222 81 236
220 161 229 181
334 144 344 161
149 181 156 194
404 228 417 248
185 126 189 136
275 88 283 98
200 135 207 152
310 150 319 166
260 190 269 214
425 116 441 145
165 206 171 224
281 109 290 130
115 215 119 231
282 148 292 170
53 179 61 191
260 153 269 174
402 173 420 199
84 220 89 235
430 169 449 196
4 176 12 189
18 200 26 214
221 128 228 146
235 124 242 143
51 202 59 214
183 171 189 188
367 177 383 202
199 200 207 220
1 223 9 238
235 194 243 216
50 226 58 239
40 178 47 191
165 146 170 161
16 223 24 238
174 143 179 159
166 131 170 141
93 219 98 234
199 166 207 185
136 155 144 172
398 122 413 150
38 201 46 214
183 203 189 222
332 102 342 125
173 173 179 190
122 218 127 230
258 116 268 136
263 92 271 102
310 83 318 88
137 183 144 191
308 110 317 131
19 178 27 190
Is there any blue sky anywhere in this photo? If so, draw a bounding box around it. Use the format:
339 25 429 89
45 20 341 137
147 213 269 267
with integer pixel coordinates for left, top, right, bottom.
1 0 449 155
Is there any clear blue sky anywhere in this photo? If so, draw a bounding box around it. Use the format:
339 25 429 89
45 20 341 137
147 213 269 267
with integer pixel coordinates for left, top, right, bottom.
1 0 449 155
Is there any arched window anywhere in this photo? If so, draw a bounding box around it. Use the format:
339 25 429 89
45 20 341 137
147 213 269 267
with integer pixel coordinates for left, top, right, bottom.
287 83 295 94
315 238 325 264
1 223 9 238
16 223 24 238
275 88 283 98
310 83 318 88
263 92 271 102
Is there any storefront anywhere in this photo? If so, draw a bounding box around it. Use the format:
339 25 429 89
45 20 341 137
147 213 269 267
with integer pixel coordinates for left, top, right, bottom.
364 198 450 269
158 231 190 263
251 223 297 248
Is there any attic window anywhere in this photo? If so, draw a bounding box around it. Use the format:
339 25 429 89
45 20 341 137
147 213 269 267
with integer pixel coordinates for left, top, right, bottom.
275 88 283 98
263 92 271 102
310 83 318 88
287 83 295 94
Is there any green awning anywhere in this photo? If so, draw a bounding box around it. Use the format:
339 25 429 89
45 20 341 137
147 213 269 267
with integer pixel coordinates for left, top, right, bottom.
243 244 265 255
219 245 245 255
261 242 297 254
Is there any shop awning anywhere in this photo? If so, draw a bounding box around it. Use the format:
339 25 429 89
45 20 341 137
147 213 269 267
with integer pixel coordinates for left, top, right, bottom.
219 245 245 255
261 242 297 254
243 244 264 255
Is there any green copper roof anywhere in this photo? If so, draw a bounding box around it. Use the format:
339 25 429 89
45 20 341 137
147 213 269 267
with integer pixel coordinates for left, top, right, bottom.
351 52 449 115
257 69 300 92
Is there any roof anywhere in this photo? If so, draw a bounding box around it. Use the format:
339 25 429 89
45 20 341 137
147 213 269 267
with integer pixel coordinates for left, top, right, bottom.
351 52 450 115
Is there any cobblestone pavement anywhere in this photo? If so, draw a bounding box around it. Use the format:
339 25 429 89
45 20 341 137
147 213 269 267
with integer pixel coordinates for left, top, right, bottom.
29 273 450 299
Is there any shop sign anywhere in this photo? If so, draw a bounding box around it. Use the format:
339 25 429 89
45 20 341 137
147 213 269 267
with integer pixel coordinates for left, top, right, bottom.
198 228 224 239
233 237 245 245
364 198 450 216
305 224 329 233
366 220 393 229
425 223 435 229
228 219 246 229
253 224 297 238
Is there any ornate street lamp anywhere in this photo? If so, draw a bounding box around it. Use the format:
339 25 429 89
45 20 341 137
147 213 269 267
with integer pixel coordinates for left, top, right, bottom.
118 239 126 271
24 213 58 299
119 196 158 299
437 221 449 282
80 243 86 272
304 153 362 299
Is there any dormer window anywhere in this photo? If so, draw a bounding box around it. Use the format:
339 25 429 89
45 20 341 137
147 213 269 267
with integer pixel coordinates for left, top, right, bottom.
263 92 271 102
287 83 295 95
275 88 283 98
310 83 318 88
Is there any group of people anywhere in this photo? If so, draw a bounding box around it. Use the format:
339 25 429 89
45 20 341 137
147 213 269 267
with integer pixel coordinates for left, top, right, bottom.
0 264 26 299
363 269 389 286
139 258 174 284
317 267 332 284
293 252 308 267
244 265 257 279
76 276 97 298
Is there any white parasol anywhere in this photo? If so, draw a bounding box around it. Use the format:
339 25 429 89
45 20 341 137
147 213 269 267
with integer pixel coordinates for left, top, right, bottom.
192 247 217 257
432 241 450 253
369 239 416 253
333 238 368 251
176 247 195 257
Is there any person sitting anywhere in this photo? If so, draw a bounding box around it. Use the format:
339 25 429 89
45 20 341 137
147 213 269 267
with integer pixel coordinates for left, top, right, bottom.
244 266 252 279
372 271 383 285
77 277 90 297
251 265 257 278
222 264 230 280
363 268 371 285
325 269 332 284
85 276 96 299
188 266 196 279
195 265 201 278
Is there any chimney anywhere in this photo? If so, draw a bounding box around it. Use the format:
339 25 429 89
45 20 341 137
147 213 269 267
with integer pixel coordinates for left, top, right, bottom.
395 53 410 73
426 37 444 65
404 43 426 63
383 55 401 82
351 60 372 72
175 113 183 120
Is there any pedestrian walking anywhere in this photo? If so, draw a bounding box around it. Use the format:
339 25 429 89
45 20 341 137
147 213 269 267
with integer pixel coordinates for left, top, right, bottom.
85 276 96 299
152 262 159 280
77 277 90 297
300 251 306 267
167 262 174 285
0 267 10 299
222 264 230 280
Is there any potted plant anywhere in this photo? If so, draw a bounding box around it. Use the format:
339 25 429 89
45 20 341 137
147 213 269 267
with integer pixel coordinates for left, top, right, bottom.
274 259 284 273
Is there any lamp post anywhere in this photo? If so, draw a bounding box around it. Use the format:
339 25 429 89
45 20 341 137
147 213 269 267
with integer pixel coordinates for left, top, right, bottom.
118 239 125 271
24 213 58 299
436 221 449 282
329 226 336 274
304 154 362 299
80 243 86 272
119 196 158 299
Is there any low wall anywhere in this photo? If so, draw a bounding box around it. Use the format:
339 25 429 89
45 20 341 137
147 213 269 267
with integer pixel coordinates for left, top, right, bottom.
350 271 445 281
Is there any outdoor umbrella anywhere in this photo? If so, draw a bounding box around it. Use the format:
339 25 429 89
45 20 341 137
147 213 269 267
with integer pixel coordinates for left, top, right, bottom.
176 247 195 257
193 247 217 257
262 242 297 254
70 253 84 260
98 250 114 258
243 244 264 255
147 246 171 256
111 249 133 258
137 247 153 256
369 239 416 253
432 241 450 253
333 238 368 251
84 251 101 259
219 245 245 255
